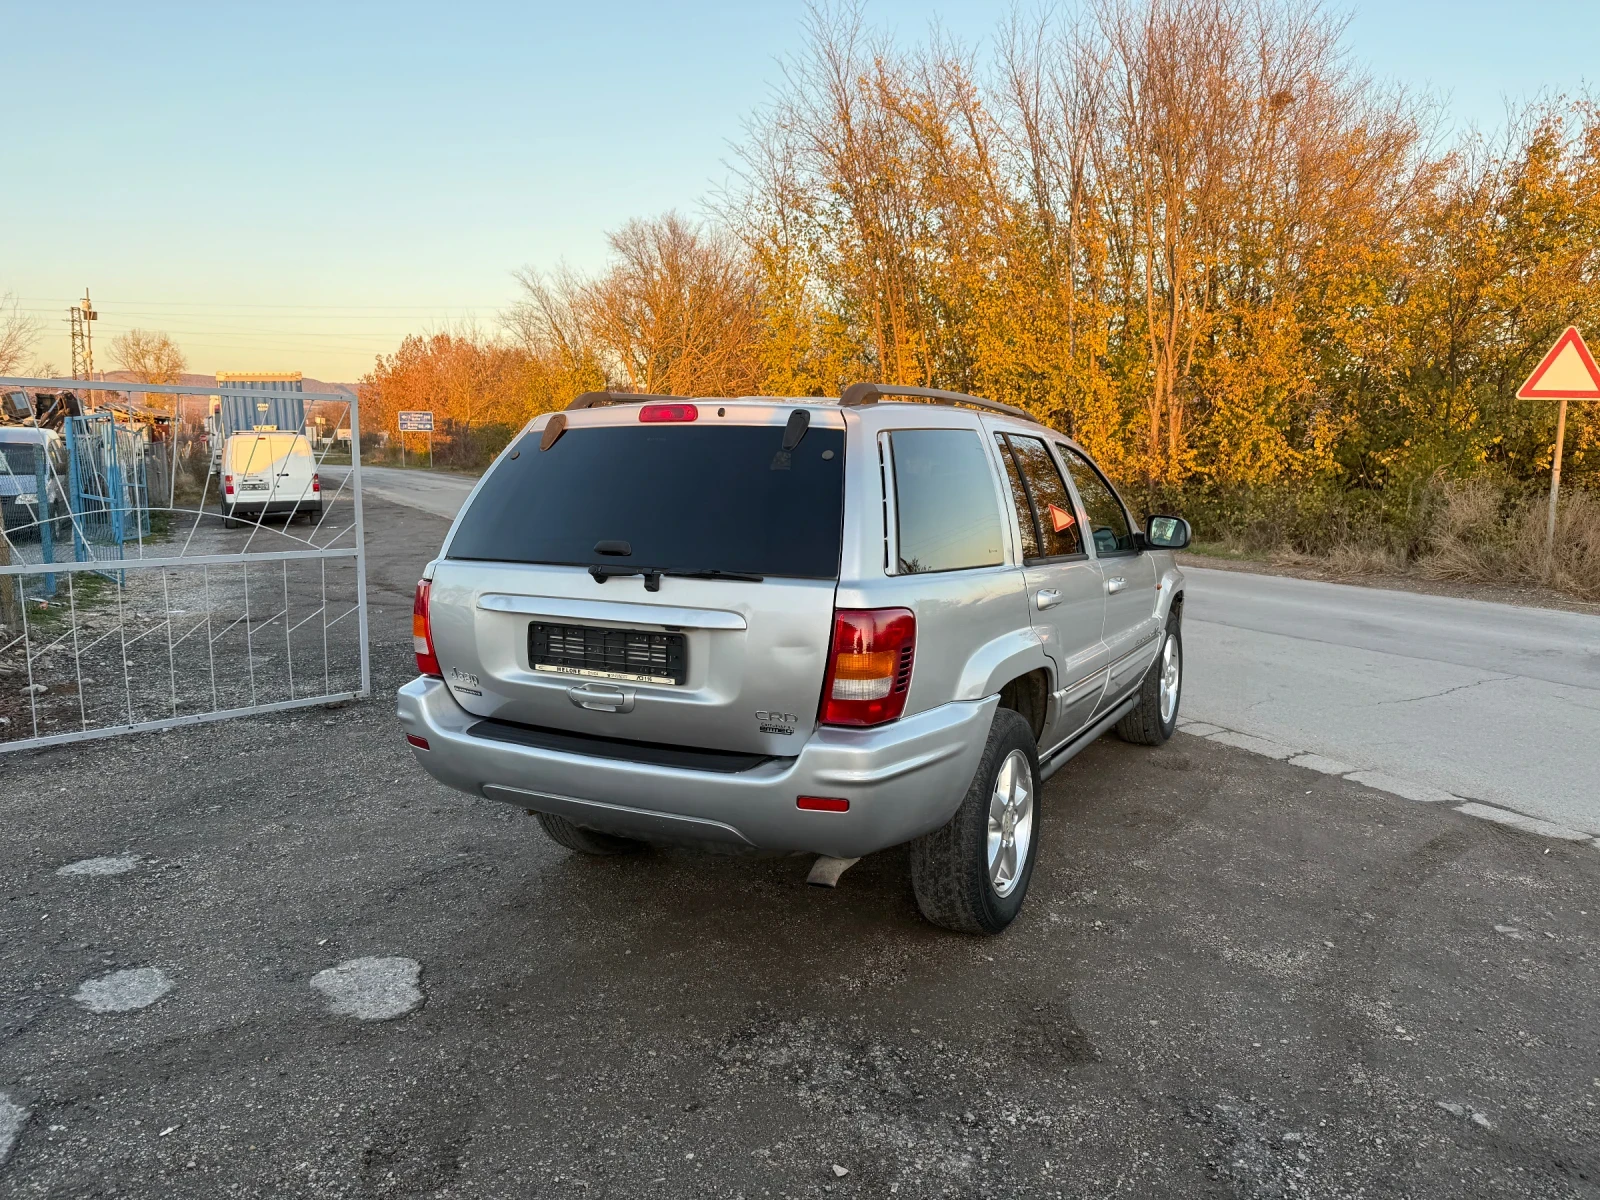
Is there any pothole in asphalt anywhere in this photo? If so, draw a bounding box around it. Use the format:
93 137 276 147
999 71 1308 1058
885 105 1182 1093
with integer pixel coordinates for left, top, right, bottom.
73 967 174 1013
310 956 423 1020
0 1093 28 1167
56 855 140 877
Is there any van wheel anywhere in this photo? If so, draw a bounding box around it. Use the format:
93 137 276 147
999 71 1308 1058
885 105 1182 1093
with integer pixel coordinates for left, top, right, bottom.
909 708 1040 934
532 811 646 856
1116 611 1182 746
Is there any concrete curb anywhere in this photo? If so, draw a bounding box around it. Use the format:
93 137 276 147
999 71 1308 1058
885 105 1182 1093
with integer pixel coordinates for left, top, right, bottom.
1176 717 1595 848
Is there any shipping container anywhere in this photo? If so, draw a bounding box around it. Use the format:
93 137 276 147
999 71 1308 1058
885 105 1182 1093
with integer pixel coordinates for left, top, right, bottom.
208 373 306 473
215 373 305 436
216 391 306 436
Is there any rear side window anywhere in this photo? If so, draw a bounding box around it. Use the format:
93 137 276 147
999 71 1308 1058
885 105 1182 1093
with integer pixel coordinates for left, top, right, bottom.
447 422 846 578
1058 445 1137 555
996 433 1084 560
887 428 1004 574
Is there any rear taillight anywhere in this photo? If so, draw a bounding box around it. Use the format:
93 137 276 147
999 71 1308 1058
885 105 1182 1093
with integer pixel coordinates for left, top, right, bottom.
819 608 915 726
639 403 698 423
311 472 320 493
223 473 234 496
413 580 441 677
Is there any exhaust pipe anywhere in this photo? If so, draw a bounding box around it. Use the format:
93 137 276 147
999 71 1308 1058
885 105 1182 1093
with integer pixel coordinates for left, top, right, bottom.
806 855 860 888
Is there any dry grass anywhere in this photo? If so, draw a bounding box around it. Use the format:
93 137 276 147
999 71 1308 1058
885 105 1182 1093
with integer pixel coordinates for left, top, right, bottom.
1418 483 1600 600
1263 542 1407 578
1322 543 1409 578
1189 481 1600 601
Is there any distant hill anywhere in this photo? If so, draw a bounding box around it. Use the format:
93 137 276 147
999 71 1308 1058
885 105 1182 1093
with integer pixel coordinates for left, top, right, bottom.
98 371 357 396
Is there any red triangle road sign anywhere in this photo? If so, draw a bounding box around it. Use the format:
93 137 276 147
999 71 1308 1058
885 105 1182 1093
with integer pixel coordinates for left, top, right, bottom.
1517 326 1600 400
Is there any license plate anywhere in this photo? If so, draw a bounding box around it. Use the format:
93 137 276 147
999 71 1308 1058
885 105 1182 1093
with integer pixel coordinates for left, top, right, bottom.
529 622 687 686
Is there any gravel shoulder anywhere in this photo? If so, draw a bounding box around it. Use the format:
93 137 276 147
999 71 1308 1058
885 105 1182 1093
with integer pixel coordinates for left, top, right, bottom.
1 499 1596 1198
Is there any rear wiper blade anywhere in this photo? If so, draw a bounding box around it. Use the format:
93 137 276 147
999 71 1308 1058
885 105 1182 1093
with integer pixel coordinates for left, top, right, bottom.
659 569 765 582
587 565 765 590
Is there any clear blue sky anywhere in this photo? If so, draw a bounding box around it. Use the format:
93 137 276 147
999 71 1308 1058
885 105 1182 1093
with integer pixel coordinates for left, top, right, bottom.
4 0 1592 382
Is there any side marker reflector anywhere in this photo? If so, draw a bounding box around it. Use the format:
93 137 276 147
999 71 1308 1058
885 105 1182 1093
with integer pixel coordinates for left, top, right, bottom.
797 796 849 813
405 733 430 751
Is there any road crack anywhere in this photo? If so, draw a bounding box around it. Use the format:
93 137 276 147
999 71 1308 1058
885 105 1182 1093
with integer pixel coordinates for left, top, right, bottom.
1376 674 1514 705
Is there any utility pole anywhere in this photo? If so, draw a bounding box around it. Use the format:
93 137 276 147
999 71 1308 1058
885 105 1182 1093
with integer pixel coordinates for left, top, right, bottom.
69 288 97 392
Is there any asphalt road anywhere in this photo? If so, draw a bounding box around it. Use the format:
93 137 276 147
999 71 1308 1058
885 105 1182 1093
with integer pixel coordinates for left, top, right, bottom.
3 495 1598 1198
1182 569 1600 836
340 464 1600 838
336 465 478 522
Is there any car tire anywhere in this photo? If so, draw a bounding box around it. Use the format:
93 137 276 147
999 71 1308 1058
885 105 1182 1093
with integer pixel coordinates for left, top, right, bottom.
1116 610 1182 746
532 811 646 856
909 707 1040 935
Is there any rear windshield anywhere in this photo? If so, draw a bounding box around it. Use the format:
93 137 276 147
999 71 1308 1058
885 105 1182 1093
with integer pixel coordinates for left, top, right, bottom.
447 422 846 578
227 434 309 470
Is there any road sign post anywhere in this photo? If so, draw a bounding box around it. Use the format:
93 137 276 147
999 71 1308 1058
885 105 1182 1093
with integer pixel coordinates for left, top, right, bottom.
397 411 434 471
1548 396 1568 546
1516 327 1600 554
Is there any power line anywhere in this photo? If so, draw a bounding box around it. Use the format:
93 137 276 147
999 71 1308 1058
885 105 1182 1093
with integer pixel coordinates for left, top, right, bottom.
13 296 509 311
14 306 470 322
88 323 402 344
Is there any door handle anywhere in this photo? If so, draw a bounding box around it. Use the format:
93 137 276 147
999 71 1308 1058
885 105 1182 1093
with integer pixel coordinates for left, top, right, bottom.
1105 576 1126 594
1035 588 1062 610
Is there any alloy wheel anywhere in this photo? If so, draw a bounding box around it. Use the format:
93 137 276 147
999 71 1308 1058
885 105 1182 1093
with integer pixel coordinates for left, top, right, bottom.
986 748 1035 897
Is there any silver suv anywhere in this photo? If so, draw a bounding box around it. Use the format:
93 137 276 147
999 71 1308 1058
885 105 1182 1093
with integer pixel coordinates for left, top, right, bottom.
398 384 1190 933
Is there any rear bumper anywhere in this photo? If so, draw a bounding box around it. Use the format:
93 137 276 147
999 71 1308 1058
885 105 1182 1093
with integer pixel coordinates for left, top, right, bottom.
397 675 996 858
225 499 321 517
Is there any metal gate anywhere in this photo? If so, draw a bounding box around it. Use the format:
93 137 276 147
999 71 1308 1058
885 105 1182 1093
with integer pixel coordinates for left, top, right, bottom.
66 412 152 556
0 377 369 752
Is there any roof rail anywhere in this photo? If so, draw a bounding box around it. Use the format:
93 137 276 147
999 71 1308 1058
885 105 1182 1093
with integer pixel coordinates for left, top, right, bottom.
566 391 687 411
839 381 1034 422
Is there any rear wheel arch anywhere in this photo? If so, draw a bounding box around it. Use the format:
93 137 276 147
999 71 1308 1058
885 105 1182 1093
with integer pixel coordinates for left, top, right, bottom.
996 667 1050 743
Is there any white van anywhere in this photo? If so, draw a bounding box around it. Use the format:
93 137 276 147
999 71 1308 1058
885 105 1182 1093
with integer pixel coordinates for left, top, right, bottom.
0 427 71 541
219 431 321 526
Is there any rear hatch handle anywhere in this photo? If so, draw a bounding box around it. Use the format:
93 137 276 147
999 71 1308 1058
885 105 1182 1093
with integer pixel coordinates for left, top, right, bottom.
568 684 635 713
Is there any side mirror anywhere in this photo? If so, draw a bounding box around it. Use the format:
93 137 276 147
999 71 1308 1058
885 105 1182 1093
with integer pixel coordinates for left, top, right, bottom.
1145 515 1191 550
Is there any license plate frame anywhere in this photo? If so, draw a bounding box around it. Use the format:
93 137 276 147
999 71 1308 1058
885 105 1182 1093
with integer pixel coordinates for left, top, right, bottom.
528 621 687 686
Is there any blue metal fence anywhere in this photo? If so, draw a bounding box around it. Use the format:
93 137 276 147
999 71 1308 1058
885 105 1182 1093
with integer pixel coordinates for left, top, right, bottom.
65 414 150 568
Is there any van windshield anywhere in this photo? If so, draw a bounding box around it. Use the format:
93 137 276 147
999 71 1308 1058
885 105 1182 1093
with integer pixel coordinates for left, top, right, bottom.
447 422 846 578
0 440 43 477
